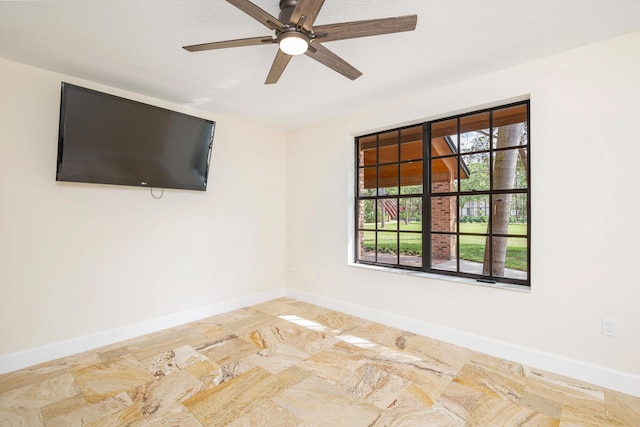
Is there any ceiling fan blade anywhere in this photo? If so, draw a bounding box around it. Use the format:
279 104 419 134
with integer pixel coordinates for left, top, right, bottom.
225 0 286 30
289 0 325 31
305 42 362 80
313 15 417 43
183 36 274 52
265 50 293 84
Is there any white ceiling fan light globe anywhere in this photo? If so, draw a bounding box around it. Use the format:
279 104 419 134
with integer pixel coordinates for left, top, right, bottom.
278 32 309 55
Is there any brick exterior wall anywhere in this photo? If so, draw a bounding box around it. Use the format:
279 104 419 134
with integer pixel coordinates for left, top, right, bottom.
431 181 455 260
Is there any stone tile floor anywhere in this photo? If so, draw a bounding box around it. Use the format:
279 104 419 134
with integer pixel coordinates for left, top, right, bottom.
0 297 638 426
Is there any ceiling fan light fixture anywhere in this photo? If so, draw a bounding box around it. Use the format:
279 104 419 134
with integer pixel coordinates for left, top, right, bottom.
278 31 309 55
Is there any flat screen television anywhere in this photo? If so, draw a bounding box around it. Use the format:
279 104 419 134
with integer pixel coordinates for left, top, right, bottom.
56 83 215 191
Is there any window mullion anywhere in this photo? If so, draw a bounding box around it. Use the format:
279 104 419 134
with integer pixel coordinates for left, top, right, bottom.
354 139 359 263
488 110 494 278
456 117 461 274
423 123 430 273
375 134 380 263
396 130 401 265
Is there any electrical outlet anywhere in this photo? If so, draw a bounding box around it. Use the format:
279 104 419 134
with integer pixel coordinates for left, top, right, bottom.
602 318 616 337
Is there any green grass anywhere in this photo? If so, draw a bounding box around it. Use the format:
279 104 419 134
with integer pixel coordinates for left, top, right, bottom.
361 221 527 271
363 222 421 231
459 222 527 237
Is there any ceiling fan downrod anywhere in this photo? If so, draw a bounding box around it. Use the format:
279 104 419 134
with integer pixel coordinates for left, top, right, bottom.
278 0 298 23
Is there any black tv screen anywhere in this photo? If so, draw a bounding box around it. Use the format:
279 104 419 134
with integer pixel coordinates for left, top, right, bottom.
56 83 215 191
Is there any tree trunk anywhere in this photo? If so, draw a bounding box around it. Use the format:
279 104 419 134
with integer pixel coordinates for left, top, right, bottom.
483 123 524 276
518 147 528 176
405 199 410 225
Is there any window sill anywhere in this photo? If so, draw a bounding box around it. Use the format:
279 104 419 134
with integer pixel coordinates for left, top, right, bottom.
347 262 531 293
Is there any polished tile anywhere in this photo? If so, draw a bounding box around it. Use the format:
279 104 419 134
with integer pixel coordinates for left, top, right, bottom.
183 366 297 426
342 362 411 409
273 374 381 426
453 352 529 404
311 308 368 334
432 380 487 425
0 409 45 426
71 354 154 404
146 344 209 377
0 360 68 394
0 372 80 410
248 317 337 356
297 341 370 385
605 388 640 426
519 389 563 419
86 403 147 427
220 312 278 337
202 307 259 325
128 368 203 419
350 321 417 351
526 368 605 407
195 333 259 367
41 392 132 427
145 409 204 427
0 297 639 426
372 383 456 426
464 392 559 427
559 403 613 427
128 326 208 367
226 398 307 427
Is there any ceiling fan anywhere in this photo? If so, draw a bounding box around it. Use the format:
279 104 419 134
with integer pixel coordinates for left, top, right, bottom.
183 0 417 84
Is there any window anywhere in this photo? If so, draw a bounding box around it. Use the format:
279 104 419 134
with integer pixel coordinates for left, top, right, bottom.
355 101 530 286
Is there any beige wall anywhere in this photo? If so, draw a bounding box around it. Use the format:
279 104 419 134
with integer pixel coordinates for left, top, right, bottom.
285 31 640 380
0 58 286 357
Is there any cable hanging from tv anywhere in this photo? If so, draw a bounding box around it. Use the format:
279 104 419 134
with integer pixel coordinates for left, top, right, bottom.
151 188 164 199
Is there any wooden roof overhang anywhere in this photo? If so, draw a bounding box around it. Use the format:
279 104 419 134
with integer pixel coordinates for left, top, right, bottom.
358 125 468 189
358 104 527 190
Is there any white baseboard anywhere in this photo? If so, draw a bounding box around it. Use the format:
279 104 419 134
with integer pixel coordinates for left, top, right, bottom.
284 288 640 398
0 289 285 375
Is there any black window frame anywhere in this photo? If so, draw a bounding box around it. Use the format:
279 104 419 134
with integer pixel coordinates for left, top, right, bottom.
354 100 530 287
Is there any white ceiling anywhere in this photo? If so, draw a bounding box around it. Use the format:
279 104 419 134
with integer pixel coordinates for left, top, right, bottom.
1 0 640 130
